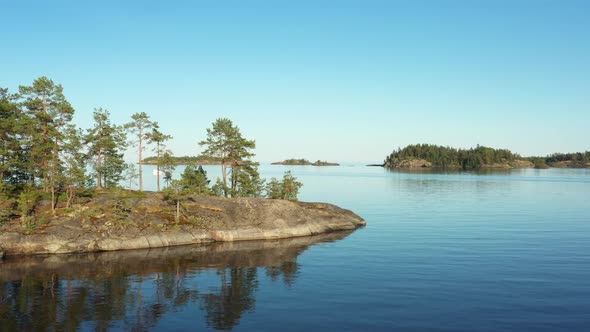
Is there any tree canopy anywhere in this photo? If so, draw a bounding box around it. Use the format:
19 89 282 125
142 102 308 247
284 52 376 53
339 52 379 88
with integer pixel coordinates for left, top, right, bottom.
1 78 304 230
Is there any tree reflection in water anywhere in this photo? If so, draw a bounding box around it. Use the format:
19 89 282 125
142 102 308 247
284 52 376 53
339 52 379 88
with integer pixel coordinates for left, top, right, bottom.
0 231 353 330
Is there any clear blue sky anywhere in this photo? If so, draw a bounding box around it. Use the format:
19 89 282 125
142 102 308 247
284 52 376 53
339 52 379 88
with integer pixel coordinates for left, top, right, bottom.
1 0 589 163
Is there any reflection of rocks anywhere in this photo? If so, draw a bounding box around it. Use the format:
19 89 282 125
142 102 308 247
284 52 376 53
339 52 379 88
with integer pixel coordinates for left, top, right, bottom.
0 231 353 331
0 230 354 281
0 196 365 256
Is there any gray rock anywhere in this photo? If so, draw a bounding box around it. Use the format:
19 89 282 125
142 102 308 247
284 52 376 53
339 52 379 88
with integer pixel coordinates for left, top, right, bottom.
0 196 366 256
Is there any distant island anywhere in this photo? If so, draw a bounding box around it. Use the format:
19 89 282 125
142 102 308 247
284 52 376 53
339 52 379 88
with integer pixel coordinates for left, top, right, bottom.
383 144 590 169
272 159 340 166
143 155 223 165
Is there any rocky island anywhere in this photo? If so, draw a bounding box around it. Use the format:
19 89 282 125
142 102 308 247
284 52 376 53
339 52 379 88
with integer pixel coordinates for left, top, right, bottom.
0 191 365 257
142 155 223 165
272 159 340 166
383 144 590 169
0 80 365 259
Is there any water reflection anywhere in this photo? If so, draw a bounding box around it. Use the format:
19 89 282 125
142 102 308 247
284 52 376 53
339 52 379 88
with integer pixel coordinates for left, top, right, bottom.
0 231 353 331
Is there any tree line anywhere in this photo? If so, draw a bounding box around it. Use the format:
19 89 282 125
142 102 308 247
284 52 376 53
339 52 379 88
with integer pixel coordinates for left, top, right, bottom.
384 144 520 169
1 77 302 226
385 144 590 169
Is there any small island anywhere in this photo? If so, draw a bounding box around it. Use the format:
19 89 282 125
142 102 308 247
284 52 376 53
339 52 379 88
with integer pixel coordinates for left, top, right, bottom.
383 144 590 169
0 78 364 257
0 191 365 256
143 155 223 165
272 159 340 166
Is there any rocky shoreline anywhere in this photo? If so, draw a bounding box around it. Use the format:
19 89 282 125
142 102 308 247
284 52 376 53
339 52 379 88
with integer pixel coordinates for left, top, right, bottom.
0 194 365 257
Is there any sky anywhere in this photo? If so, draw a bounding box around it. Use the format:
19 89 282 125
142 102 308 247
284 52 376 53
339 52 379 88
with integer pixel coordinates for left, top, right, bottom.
1 0 589 163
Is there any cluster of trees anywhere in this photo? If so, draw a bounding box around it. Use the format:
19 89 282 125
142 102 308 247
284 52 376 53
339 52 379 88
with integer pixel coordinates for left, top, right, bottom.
143 155 222 165
0 77 174 220
163 118 304 222
540 152 590 167
266 171 303 200
1 77 304 228
384 144 520 169
385 144 590 169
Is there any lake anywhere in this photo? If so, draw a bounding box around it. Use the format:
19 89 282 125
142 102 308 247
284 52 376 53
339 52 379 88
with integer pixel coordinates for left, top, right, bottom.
1 165 590 331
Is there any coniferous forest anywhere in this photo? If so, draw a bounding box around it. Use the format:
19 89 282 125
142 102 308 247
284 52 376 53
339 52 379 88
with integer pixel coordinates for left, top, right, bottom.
384 144 590 169
0 77 302 228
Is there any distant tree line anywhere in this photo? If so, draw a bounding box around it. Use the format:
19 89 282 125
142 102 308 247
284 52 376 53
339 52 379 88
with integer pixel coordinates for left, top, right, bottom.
1 77 303 229
541 152 590 167
385 144 520 169
143 155 222 165
385 144 590 169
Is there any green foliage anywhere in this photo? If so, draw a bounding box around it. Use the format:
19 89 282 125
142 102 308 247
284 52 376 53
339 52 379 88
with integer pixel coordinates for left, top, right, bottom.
265 171 303 201
86 108 127 189
385 144 521 169
180 165 211 195
0 206 12 224
277 159 310 165
199 118 260 198
230 161 265 198
541 151 590 167
211 178 229 197
125 112 156 191
111 199 132 225
18 186 39 231
529 157 549 169
265 178 282 199
143 155 222 165
146 126 172 191
385 144 590 169
19 77 74 186
162 179 191 223
123 163 139 190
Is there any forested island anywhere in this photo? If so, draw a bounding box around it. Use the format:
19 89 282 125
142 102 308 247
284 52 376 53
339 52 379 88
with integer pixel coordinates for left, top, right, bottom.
384 144 590 169
143 155 222 165
0 77 364 256
272 159 340 166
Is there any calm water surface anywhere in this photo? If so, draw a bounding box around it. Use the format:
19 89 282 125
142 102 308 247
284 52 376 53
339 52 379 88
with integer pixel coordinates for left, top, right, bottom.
1 166 590 331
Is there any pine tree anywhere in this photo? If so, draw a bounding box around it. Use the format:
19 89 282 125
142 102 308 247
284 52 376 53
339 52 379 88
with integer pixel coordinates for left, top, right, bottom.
61 127 88 207
146 126 172 192
19 77 75 213
86 108 127 189
159 152 176 189
125 112 155 192
124 163 139 190
199 118 259 198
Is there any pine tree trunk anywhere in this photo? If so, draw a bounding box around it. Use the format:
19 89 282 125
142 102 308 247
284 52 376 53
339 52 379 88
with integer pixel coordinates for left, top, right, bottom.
176 200 180 223
42 93 49 193
156 142 160 192
66 188 74 208
51 187 56 215
139 128 143 192
97 149 102 189
50 137 58 214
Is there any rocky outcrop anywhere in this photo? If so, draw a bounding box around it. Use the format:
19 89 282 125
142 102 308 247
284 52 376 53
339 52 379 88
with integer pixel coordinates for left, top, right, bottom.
0 195 365 256
480 160 534 169
510 159 534 168
387 158 433 168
